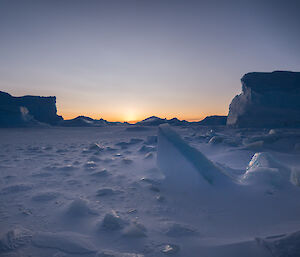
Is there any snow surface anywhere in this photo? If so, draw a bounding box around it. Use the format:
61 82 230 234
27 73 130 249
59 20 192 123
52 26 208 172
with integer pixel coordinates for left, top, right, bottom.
1 125 300 257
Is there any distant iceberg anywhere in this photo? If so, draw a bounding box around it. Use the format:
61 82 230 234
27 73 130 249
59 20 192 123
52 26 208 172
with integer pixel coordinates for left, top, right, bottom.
227 71 300 128
0 91 62 127
136 116 187 126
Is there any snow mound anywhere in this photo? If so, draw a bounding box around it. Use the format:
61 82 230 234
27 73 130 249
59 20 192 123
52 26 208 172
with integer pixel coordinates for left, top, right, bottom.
32 231 97 254
100 210 126 231
96 188 121 197
65 198 96 217
157 124 231 193
241 152 290 187
164 223 198 237
0 227 32 252
256 230 300 257
122 222 147 238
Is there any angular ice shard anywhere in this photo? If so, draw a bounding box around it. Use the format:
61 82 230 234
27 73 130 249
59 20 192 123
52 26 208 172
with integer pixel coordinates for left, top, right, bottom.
157 124 232 193
246 152 287 172
241 152 290 187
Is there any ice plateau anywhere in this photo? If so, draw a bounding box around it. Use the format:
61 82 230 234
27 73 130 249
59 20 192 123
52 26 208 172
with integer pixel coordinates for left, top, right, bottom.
227 71 300 128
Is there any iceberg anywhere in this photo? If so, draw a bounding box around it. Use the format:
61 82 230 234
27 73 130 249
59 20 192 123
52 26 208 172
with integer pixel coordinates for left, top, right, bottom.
227 71 300 128
0 91 62 127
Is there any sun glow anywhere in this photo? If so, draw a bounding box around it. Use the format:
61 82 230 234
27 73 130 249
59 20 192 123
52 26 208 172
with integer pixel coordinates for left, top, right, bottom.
123 109 139 123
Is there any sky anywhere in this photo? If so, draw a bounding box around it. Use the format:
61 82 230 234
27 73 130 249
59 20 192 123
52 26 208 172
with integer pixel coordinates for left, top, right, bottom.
1 0 300 122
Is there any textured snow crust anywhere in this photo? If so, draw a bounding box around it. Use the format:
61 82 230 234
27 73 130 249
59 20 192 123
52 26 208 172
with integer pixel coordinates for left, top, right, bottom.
1 126 300 257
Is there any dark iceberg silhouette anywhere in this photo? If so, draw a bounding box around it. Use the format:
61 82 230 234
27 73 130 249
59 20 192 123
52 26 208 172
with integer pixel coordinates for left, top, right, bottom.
227 71 300 128
59 116 122 127
196 115 227 126
0 91 62 127
59 116 106 127
136 116 188 126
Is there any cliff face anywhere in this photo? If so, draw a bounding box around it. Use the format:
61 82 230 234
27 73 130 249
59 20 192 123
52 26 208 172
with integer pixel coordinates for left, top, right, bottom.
0 91 63 126
227 71 300 128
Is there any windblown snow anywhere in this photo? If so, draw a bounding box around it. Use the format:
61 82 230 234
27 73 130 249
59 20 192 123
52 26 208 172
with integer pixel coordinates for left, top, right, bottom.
1 125 300 257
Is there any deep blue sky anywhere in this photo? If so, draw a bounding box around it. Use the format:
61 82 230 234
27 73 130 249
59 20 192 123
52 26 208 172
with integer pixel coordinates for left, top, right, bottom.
1 0 300 121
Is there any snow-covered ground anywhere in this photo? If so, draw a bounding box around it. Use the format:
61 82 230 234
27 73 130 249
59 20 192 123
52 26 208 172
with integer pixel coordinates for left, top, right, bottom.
1 125 300 257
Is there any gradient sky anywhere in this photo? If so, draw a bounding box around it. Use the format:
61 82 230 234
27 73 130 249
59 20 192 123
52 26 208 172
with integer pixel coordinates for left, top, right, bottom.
1 0 300 122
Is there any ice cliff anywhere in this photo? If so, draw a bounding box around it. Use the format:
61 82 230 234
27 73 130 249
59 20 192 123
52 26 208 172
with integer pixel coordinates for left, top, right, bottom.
227 71 300 128
0 91 62 126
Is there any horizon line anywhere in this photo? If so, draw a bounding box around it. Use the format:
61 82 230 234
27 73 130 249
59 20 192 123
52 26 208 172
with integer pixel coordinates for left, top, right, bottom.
59 114 228 124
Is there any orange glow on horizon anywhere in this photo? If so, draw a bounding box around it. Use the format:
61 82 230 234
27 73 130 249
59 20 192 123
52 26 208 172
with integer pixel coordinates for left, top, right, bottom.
60 111 226 123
